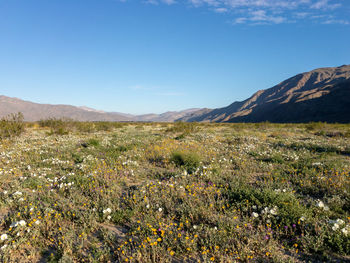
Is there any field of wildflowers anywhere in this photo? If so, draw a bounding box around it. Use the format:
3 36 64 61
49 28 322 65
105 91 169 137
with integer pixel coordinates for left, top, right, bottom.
0 121 349 262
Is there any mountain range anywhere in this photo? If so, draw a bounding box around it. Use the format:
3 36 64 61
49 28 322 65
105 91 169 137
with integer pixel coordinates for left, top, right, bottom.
179 64 350 123
0 95 200 122
1 65 349 123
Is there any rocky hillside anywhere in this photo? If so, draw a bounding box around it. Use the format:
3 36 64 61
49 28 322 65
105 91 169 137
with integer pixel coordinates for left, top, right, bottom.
179 65 350 123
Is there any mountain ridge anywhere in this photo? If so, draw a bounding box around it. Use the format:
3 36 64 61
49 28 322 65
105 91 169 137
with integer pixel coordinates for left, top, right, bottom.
0 95 202 122
179 64 350 123
1 65 350 123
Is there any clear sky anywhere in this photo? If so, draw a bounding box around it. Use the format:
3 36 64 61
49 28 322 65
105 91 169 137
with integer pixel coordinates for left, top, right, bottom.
0 0 349 114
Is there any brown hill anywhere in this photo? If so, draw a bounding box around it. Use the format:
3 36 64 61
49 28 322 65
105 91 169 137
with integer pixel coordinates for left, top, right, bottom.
0 96 202 122
179 65 350 123
0 96 132 122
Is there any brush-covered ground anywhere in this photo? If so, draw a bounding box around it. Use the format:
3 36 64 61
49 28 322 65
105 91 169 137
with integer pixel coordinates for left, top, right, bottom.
0 120 349 262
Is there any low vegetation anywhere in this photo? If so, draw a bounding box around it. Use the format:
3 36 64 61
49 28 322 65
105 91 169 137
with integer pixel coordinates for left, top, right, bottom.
0 120 349 262
38 118 128 134
0 113 25 140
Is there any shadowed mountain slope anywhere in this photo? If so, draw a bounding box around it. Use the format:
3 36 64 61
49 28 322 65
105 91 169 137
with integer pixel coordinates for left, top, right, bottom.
179 65 350 123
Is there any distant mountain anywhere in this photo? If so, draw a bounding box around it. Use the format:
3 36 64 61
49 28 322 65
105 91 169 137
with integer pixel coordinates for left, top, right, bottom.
0 96 202 122
2 65 349 123
0 96 132 122
135 109 201 122
78 106 105 114
179 65 350 123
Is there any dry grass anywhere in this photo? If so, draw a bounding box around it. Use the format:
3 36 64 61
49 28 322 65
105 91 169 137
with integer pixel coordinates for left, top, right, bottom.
0 122 349 262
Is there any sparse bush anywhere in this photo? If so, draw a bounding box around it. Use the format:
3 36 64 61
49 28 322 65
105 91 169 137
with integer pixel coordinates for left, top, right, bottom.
135 123 144 130
305 121 327 132
146 144 166 166
38 120 128 134
87 138 100 147
345 129 350 138
39 117 74 135
261 153 285 164
0 112 25 139
170 151 201 173
95 122 114 132
75 122 95 133
166 121 198 135
254 121 271 130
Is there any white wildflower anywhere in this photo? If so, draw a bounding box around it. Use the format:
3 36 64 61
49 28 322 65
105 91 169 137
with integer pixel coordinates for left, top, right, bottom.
316 200 325 208
13 191 22 196
19 220 26 227
252 212 259 218
332 223 339 231
341 227 349 236
336 219 345 225
270 206 278 215
158 207 163 212
103 208 112 214
0 234 8 241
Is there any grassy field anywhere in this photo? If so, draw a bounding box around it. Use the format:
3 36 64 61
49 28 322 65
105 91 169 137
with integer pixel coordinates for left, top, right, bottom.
0 120 349 262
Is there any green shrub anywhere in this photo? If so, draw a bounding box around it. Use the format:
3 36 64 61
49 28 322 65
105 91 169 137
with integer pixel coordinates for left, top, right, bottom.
87 138 100 147
95 122 114 132
305 122 327 132
0 112 25 139
254 121 271 130
170 151 201 173
345 129 350 138
75 122 95 133
166 122 198 135
111 209 133 225
261 153 284 164
225 181 307 227
39 118 74 135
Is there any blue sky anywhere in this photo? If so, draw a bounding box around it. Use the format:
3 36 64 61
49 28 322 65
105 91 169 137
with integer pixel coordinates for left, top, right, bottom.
0 0 349 114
